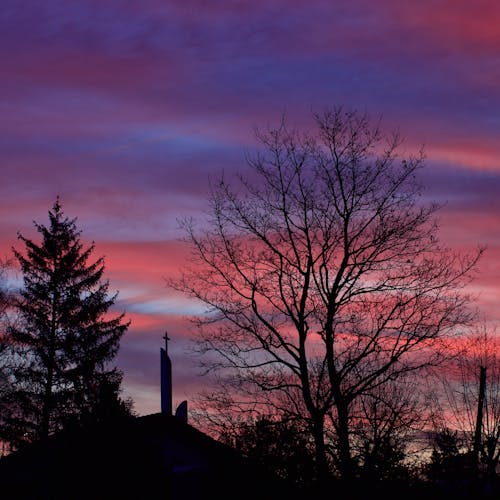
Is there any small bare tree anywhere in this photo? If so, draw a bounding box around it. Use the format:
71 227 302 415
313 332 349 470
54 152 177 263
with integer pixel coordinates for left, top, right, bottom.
439 325 500 480
349 375 428 481
174 108 482 480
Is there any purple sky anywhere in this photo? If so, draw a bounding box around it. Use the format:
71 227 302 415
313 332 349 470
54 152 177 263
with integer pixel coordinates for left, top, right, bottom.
2 0 500 415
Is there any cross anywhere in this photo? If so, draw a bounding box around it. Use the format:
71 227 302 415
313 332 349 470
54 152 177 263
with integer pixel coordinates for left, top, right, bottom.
163 331 171 353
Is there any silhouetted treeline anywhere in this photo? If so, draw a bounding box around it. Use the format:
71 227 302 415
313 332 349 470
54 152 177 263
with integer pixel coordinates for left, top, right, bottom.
221 415 500 499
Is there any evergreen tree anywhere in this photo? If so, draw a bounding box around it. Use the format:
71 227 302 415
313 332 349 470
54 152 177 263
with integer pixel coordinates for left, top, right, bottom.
6 199 130 446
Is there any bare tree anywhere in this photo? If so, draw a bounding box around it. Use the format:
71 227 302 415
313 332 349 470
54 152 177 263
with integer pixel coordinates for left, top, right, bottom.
439 324 500 480
174 108 482 480
349 375 428 481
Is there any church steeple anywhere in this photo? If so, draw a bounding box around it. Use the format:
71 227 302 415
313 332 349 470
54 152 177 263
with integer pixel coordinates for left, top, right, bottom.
160 331 172 415
160 330 188 422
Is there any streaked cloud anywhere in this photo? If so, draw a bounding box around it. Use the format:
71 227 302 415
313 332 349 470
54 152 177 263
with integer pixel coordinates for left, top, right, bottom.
1 0 499 414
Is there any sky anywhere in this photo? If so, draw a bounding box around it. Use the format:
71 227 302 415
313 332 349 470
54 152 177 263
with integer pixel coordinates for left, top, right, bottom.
1 0 500 416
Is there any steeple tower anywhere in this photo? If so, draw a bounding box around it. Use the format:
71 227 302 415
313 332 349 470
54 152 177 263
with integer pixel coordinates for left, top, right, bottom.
160 331 172 415
160 330 188 422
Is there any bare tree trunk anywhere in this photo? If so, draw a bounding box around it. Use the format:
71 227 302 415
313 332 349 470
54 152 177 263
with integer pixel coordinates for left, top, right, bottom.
311 415 328 481
473 365 486 473
336 399 354 481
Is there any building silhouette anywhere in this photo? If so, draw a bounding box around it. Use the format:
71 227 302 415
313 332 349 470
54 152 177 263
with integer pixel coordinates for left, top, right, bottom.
0 331 279 499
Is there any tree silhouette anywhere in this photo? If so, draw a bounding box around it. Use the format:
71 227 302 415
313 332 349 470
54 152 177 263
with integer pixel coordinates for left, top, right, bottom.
175 108 482 481
221 415 316 484
436 325 500 482
426 428 470 484
4 199 130 447
350 376 425 482
0 259 14 454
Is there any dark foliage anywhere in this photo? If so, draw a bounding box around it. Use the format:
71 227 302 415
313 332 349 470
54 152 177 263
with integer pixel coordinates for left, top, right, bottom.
0 258 13 454
227 416 317 483
424 428 500 498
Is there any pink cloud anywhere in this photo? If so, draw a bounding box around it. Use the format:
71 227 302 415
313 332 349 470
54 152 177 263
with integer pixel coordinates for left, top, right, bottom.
2 0 500 418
